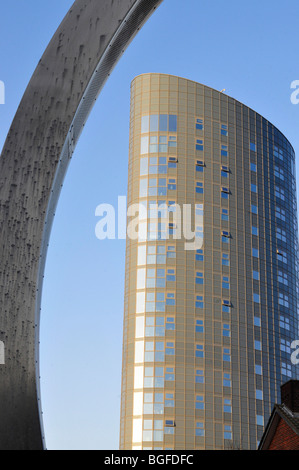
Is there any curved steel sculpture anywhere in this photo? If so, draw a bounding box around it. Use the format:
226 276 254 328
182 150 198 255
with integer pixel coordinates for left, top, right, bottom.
0 0 163 450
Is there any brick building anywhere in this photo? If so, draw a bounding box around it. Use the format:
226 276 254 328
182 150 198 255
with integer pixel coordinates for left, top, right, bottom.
259 380 299 450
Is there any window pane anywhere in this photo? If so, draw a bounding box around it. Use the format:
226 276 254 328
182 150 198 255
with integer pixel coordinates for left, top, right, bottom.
150 115 159 132
159 114 168 132
141 115 149 134
141 136 149 154
169 115 177 132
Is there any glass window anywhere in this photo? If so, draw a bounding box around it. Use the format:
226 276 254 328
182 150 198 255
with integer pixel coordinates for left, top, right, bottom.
251 183 257 193
136 292 145 314
159 136 168 153
196 181 204 194
221 124 228 136
168 157 177 169
165 342 175 355
277 249 287 264
223 373 231 387
150 115 159 132
165 368 175 381
255 364 262 375
139 178 148 198
279 293 289 307
166 269 176 282
195 369 205 384
140 157 148 176
274 145 284 161
275 186 285 200
168 115 177 133
195 395 205 410
196 160 205 172
196 139 204 151
195 295 204 309
253 270 260 281
280 338 291 354
154 403 164 414
280 315 290 330
165 419 175 426
222 299 231 313
276 227 286 242
224 399 232 413
275 165 284 180
195 369 204 384
252 248 259 258
253 293 260 303
222 209 229 221
168 137 177 148
224 425 232 440
195 422 205 437
141 115 149 134
221 187 230 199
250 142 257 152
281 362 292 377
154 431 164 442
223 348 231 362
168 178 176 190
252 226 258 236
196 204 204 216
254 316 261 327
251 162 257 172
278 271 288 285
141 136 149 154
251 204 258 214
196 344 204 358
256 415 264 426
137 268 146 290
221 145 228 157
196 118 204 130
222 276 230 289
149 136 158 153
167 245 176 259
166 317 175 331
138 245 146 266
142 430 153 442
196 320 204 333
222 230 230 242
159 114 168 132
195 249 204 262
165 393 175 408
155 320 165 338
222 253 230 266
166 293 176 306
276 206 286 221
223 324 230 337
196 272 204 285
256 390 263 400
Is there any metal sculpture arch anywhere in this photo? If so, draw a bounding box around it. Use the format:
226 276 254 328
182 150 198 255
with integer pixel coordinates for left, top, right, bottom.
0 0 163 450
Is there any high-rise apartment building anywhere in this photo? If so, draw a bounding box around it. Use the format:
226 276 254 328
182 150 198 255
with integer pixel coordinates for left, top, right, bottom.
119 73 299 450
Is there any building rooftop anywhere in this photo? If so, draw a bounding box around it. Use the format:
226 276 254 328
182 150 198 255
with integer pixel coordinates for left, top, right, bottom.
259 381 299 450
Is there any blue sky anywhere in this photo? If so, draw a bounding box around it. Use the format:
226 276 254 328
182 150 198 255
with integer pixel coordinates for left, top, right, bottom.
0 0 299 450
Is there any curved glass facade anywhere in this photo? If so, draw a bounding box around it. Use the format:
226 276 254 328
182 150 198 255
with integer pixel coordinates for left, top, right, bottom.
119 73 299 450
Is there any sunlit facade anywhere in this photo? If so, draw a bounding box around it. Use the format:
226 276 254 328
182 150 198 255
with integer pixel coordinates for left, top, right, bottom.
119 73 299 450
